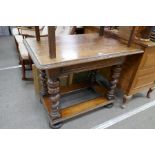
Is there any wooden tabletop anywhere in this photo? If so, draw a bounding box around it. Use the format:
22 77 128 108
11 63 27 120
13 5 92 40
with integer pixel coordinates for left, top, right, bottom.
24 33 144 69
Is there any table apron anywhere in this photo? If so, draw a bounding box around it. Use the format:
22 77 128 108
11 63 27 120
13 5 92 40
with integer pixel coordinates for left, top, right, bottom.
59 57 125 75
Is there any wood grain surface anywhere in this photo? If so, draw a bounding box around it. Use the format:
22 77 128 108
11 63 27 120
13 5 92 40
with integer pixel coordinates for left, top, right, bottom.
24 33 143 69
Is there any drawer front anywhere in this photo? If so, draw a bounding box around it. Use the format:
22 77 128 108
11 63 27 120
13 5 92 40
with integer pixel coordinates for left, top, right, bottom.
125 47 155 95
138 67 155 77
139 47 155 69
132 73 155 90
61 57 124 74
129 84 155 95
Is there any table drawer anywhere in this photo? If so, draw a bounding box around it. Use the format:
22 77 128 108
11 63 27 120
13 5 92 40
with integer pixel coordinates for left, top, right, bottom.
132 73 155 90
138 67 155 77
139 47 155 69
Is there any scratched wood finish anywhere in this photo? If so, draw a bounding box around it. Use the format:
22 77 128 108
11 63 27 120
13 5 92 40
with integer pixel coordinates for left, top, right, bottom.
24 34 143 69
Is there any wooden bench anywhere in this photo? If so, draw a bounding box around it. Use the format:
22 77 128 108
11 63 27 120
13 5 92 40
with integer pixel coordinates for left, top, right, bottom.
13 34 33 80
18 42 33 80
13 26 76 80
14 35 23 56
13 26 76 38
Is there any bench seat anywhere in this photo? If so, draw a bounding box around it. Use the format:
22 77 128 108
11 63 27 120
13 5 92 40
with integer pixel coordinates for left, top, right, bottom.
18 43 29 60
14 35 23 44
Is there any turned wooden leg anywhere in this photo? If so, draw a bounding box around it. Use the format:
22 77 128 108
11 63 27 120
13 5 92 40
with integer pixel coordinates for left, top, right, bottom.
48 77 62 129
106 65 122 100
147 88 154 98
39 70 48 97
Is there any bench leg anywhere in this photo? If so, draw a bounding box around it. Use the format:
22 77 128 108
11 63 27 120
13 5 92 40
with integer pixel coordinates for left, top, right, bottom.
28 54 33 70
21 60 26 80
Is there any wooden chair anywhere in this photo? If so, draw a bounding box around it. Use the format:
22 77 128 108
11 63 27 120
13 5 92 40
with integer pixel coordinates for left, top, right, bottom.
13 26 76 80
16 26 76 38
17 26 45 37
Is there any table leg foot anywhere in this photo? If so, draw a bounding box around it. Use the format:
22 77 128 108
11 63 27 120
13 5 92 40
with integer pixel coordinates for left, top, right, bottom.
104 103 114 109
120 95 132 109
49 122 63 129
